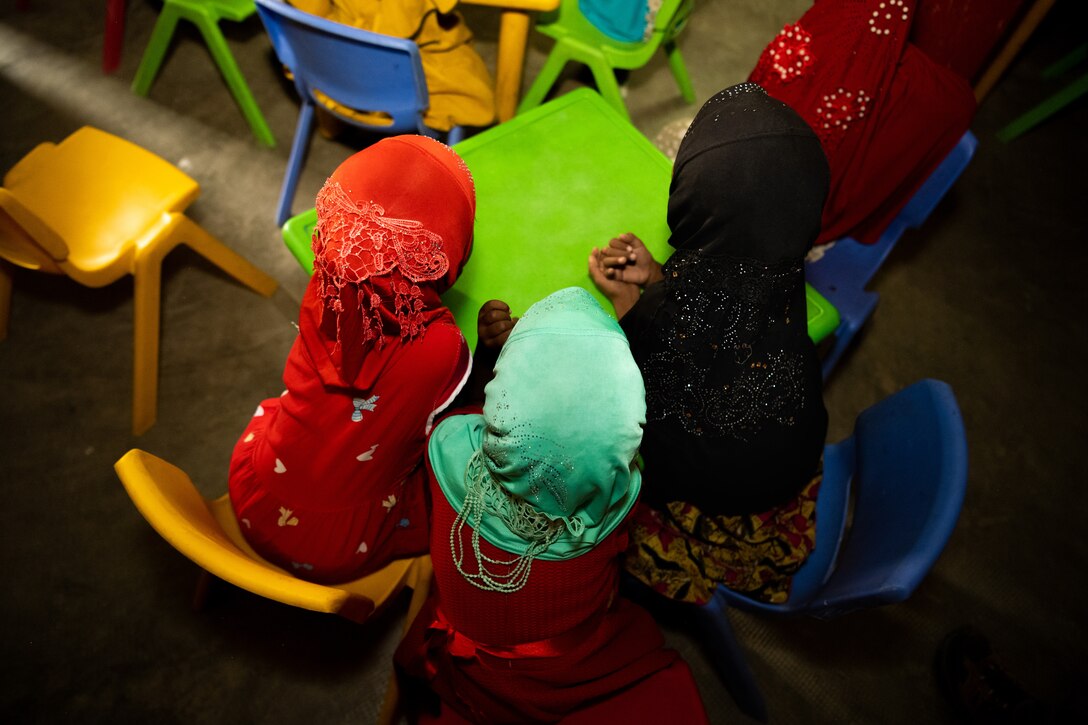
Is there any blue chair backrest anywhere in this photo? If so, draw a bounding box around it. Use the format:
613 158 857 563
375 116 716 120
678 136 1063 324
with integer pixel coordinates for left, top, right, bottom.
812 379 968 615
805 130 978 378
254 0 430 134
711 378 967 618
897 130 979 230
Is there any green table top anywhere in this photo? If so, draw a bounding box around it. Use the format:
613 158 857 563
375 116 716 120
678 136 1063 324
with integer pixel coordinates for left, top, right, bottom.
282 89 839 349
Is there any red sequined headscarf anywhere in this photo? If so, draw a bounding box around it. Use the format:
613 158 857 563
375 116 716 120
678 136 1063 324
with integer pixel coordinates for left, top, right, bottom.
303 135 475 387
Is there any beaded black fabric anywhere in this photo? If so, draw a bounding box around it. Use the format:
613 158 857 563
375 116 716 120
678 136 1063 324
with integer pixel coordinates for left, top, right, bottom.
622 82 830 515
642 252 808 441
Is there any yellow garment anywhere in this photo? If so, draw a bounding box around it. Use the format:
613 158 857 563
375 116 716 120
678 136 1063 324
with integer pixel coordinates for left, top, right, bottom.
624 472 822 605
290 0 496 131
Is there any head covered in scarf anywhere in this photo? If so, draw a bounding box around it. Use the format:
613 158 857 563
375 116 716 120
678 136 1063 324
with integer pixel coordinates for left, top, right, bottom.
622 82 829 515
301 135 475 388
429 287 646 592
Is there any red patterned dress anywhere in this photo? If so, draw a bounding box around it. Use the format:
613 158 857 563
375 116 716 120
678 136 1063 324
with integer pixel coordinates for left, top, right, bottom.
228 275 469 583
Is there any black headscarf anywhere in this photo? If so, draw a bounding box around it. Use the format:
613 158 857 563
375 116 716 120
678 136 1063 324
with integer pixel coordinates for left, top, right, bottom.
622 82 830 515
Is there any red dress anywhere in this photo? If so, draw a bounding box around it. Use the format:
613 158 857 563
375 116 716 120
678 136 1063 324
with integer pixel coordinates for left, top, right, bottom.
749 0 976 246
395 440 683 724
228 275 469 584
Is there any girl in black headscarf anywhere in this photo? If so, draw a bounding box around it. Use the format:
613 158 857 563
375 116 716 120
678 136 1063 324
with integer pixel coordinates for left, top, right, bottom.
589 82 829 604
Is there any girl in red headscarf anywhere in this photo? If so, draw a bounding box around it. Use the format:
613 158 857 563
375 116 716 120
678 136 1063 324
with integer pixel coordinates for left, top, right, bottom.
749 0 976 246
228 135 475 584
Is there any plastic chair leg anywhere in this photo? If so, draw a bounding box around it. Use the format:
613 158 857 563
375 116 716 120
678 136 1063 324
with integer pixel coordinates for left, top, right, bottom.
276 101 317 226
493 10 532 122
516 43 572 115
131 2 182 95
694 596 769 722
821 321 857 380
997 73 1088 142
129 217 276 434
192 569 214 610
376 558 434 725
586 58 630 120
1043 42 1087 79
663 40 696 104
194 14 276 147
103 0 126 74
131 242 167 436
0 259 12 342
175 216 278 298
819 294 876 379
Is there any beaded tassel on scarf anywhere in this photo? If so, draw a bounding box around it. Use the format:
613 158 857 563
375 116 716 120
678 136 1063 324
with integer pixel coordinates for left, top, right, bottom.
451 450 586 593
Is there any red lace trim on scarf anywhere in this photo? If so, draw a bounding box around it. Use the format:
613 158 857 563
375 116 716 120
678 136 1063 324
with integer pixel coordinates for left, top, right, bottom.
312 179 450 349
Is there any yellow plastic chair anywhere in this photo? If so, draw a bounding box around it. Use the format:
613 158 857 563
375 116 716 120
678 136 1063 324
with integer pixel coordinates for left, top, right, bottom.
114 448 433 724
0 126 278 435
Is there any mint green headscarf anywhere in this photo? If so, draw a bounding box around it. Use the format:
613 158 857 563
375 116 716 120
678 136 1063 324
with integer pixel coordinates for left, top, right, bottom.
429 287 646 592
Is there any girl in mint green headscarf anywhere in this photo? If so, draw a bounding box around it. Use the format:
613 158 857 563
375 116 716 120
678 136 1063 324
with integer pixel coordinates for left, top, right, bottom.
393 287 708 724
434 286 646 588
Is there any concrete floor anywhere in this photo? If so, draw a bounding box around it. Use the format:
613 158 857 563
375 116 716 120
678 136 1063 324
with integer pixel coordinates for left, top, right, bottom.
1 1 1086 723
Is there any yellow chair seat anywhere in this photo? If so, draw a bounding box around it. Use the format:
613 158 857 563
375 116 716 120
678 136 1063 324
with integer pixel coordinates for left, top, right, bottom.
114 448 433 623
0 127 278 434
115 448 432 725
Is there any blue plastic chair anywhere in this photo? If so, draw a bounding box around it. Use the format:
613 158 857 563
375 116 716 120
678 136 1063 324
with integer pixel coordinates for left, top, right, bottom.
695 379 968 719
253 0 463 225
712 378 968 616
806 131 979 378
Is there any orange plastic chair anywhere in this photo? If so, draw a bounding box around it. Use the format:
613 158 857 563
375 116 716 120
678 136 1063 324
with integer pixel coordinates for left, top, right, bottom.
114 448 434 724
0 126 278 435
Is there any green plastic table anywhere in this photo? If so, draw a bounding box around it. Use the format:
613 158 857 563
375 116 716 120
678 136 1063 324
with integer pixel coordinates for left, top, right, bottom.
282 89 839 349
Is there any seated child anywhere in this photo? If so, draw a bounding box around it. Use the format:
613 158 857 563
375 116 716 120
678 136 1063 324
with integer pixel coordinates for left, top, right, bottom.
589 83 829 605
747 0 975 246
394 287 707 724
288 0 495 133
229 135 475 583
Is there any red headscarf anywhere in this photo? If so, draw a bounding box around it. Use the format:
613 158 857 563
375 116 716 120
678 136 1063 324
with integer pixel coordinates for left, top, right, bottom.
749 0 976 245
301 135 475 389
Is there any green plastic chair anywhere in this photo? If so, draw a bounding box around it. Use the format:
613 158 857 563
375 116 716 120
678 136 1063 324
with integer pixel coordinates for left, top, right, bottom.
282 90 838 348
132 0 276 147
517 0 696 120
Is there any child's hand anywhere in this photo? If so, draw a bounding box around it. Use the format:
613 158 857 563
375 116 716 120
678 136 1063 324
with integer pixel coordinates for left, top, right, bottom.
593 233 663 287
588 248 641 320
477 300 515 351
